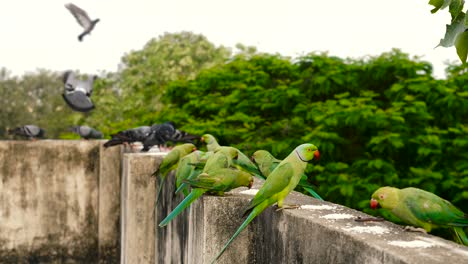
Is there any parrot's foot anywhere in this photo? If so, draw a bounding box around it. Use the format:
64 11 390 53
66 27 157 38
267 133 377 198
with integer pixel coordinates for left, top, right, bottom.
403 226 427 234
276 204 301 211
354 216 385 222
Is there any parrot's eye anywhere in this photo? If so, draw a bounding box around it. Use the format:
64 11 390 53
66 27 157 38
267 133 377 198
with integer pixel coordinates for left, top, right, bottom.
379 194 385 199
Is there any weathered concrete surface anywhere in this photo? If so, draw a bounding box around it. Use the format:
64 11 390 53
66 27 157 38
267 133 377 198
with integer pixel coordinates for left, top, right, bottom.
0 140 122 263
120 153 161 264
98 143 123 263
196 181 468 264
121 153 468 264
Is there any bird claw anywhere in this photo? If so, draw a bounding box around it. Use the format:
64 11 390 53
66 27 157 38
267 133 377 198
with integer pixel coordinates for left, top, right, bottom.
276 204 301 211
403 226 427 234
354 216 385 222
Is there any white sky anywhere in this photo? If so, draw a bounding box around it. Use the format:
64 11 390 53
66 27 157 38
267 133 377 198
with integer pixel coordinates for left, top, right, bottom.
0 0 461 79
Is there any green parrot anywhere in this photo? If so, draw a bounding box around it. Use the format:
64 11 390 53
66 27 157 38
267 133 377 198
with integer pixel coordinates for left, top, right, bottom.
175 147 239 195
175 148 239 199
371 186 468 246
175 150 213 196
154 143 196 203
201 134 265 179
203 147 238 172
251 150 323 200
201 134 221 152
159 168 254 227
211 143 320 263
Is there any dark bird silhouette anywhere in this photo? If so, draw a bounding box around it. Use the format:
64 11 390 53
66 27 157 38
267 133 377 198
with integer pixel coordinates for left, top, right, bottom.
103 122 199 152
144 122 200 151
65 3 100 42
62 71 96 112
103 126 152 149
8 125 45 140
70 126 103 139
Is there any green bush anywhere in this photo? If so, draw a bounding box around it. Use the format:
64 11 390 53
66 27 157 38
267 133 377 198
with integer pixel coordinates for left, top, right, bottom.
155 49 468 215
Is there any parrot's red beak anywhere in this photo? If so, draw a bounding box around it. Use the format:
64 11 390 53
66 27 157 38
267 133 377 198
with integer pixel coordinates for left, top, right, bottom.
370 198 379 209
314 150 320 160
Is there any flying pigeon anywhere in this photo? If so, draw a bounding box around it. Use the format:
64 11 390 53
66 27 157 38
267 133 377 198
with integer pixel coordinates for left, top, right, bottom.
103 126 152 149
70 125 103 139
8 125 45 140
62 71 96 112
65 3 100 42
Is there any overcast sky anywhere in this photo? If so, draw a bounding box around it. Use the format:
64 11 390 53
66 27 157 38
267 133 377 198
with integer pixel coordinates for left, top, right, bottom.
0 0 460 79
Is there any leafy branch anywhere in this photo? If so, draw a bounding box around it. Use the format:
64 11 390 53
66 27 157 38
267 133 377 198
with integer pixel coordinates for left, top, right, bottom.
429 0 468 63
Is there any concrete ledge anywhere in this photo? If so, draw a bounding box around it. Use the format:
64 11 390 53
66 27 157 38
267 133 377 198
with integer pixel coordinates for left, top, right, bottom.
0 140 122 263
121 153 468 264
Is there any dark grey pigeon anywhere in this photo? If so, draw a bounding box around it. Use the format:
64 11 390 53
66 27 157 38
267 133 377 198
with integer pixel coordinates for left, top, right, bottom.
8 125 45 140
65 3 100 42
62 71 96 112
142 122 200 151
103 126 152 148
70 125 103 139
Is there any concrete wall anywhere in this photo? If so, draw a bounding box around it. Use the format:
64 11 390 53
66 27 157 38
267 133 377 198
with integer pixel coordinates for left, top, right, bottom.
2 143 468 264
121 153 468 264
0 140 122 263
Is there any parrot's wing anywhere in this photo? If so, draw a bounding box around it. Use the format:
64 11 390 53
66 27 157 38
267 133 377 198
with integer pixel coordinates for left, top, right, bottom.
245 162 293 211
404 193 468 227
185 173 224 190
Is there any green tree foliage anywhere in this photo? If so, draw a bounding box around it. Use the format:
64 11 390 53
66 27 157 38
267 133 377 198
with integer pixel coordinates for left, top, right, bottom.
112 31 231 128
0 68 79 139
158 49 468 216
429 0 468 63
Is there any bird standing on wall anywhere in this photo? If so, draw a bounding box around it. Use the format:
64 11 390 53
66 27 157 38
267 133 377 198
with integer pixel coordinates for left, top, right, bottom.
370 186 468 246
65 3 100 42
8 125 45 140
103 126 152 149
153 143 197 203
69 125 103 139
211 143 320 263
251 150 323 200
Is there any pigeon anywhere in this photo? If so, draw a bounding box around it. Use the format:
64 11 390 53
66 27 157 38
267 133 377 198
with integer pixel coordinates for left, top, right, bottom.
8 125 45 140
143 122 200 151
65 3 100 42
70 125 103 139
62 71 96 112
103 126 152 149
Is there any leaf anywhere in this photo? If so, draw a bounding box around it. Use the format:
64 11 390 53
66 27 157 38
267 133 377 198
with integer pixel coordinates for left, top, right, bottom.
437 12 467 47
449 0 465 21
429 0 451 14
455 29 468 63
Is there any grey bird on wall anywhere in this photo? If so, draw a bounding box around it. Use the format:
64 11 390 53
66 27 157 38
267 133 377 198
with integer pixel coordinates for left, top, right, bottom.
65 3 100 42
8 125 45 140
146 122 200 151
103 126 153 150
69 126 103 139
62 71 96 112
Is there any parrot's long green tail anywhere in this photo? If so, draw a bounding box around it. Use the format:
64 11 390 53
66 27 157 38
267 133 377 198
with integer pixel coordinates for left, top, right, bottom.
302 186 324 201
452 227 468 246
155 175 167 204
159 188 206 227
175 170 201 195
211 201 269 263
175 182 189 195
